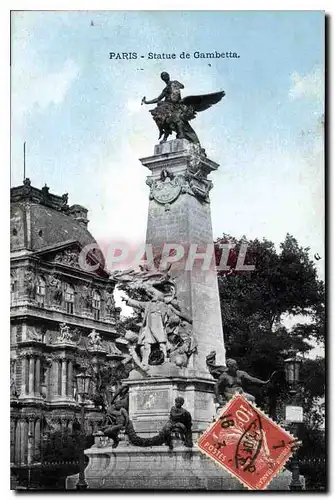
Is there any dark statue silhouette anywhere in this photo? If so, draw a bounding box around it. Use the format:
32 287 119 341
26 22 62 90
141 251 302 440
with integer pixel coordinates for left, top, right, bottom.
100 396 193 450
142 72 225 145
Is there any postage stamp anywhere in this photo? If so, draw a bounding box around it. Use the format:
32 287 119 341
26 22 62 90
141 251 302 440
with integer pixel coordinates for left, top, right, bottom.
197 394 297 490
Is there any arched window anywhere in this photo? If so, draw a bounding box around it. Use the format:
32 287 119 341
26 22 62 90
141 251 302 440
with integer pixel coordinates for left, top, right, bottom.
65 284 74 314
92 290 101 320
36 276 46 306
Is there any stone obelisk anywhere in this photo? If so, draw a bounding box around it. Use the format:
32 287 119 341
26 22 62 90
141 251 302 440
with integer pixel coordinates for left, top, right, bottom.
141 139 226 374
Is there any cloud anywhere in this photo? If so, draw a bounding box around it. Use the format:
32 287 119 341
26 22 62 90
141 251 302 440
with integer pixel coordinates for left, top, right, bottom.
77 139 149 248
126 99 143 114
289 67 324 102
12 59 80 121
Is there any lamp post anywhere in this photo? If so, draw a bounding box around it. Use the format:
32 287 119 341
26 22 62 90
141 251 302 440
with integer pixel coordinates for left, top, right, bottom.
27 431 34 490
284 352 303 491
75 371 92 490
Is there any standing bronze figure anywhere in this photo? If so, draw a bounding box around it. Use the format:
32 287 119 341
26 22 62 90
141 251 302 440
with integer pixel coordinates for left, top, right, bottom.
142 72 225 145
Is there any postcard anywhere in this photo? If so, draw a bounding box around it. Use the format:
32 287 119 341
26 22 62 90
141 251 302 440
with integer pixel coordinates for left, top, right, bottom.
10 10 325 491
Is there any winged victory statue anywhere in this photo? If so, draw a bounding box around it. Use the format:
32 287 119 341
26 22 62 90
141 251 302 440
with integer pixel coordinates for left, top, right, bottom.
141 72 225 146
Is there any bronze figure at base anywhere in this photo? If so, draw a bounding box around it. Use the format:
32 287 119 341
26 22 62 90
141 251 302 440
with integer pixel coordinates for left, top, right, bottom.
102 401 129 448
206 351 276 406
101 396 193 450
163 396 193 449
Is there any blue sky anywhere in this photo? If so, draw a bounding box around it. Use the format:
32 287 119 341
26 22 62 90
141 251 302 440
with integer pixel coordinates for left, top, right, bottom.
11 10 324 279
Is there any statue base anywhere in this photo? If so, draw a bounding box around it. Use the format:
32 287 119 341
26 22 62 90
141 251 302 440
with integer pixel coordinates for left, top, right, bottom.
124 375 216 436
66 438 294 491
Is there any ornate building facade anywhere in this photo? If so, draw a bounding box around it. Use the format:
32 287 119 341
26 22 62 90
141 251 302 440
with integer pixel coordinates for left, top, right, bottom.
10 180 125 470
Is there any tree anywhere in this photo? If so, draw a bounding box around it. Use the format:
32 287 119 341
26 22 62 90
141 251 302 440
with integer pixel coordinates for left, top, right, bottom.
215 233 324 361
216 233 324 340
215 233 325 489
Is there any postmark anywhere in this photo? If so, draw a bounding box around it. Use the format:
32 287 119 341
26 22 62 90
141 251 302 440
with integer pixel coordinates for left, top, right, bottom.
197 394 299 490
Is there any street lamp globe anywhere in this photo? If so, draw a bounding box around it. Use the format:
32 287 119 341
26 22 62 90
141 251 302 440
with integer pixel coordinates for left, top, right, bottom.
283 351 304 491
75 371 92 491
284 353 302 385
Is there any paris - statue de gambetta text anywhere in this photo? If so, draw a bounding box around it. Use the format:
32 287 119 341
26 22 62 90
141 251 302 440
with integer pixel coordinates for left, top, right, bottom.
109 51 240 60
141 72 225 146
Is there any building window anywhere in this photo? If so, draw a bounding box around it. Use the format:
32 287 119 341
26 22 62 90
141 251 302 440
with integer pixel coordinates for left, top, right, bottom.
65 284 74 314
92 290 101 320
36 276 46 306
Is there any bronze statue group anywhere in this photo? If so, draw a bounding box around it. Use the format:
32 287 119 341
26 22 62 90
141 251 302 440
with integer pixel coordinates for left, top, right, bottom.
98 352 275 450
101 394 193 450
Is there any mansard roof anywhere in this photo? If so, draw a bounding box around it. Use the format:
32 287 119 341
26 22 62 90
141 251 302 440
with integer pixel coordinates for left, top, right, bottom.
10 180 105 270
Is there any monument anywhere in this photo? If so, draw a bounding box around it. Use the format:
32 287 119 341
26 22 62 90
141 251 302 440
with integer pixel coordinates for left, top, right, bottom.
66 74 293 490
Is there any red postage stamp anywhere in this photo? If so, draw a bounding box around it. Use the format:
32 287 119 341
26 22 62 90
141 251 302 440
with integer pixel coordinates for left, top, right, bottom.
197 394 297 490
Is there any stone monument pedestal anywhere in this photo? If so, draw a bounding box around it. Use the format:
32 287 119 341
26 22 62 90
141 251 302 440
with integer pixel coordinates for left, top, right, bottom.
125 372 216 436
66 438 294 491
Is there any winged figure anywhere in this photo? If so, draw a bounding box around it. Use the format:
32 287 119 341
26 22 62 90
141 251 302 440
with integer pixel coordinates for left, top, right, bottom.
142 72 225 145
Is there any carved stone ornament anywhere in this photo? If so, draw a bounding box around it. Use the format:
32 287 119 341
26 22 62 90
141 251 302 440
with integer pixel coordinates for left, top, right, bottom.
88 329 105 351
105 288 116 315
10 360 18 398
54 248 80 268
24 269 37 298
146 169 182 205
107 341 123 357
49 274 63 304
80 283 92 309
184 173 213 203
26 326 42 342
147 167 213 206
56 323 75 344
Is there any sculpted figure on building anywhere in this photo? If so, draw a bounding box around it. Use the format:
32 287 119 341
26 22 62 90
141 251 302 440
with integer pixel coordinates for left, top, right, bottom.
105 288 115 314
49 274 63 304
57 323 74 344
88 329 103 349
24 269 37 298
81 282 93 309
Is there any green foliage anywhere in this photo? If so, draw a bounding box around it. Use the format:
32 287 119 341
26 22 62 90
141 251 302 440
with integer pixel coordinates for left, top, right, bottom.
90 361 131 409
216 233 324 337
215 232 326 488
216 232 324 362
42 429 93 463
298 424 326 491
300 357 325 426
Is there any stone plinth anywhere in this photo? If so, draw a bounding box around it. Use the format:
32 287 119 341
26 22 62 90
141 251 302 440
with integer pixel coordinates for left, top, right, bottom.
124 374 215 437
66 440 293 491
140 139 226 374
